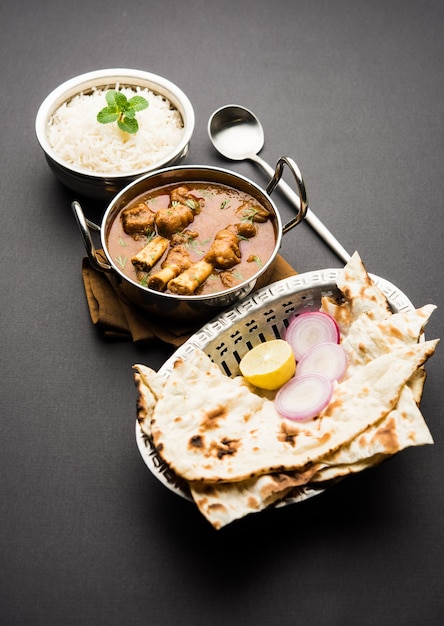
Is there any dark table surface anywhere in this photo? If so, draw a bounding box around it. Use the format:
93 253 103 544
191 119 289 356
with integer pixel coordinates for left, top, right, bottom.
1 1 443 624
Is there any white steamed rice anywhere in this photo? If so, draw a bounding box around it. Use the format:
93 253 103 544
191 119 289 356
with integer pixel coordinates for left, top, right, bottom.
47 85 184 174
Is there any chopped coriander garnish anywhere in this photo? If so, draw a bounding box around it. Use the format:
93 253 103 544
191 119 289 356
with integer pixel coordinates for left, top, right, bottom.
185 198 200 211
185 236 211 255
115 255 127 269
241 206 260 222
138 274 149 287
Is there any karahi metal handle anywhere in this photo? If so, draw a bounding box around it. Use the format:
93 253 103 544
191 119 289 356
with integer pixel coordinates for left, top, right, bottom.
257 154 350 262
266 156 308 234
71 200 112 272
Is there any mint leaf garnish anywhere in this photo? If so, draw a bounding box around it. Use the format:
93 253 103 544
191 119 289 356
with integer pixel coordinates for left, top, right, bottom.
97 90 149 134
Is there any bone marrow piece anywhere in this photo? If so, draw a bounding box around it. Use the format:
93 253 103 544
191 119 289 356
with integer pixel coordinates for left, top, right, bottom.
168 260 215 295
147 244 193 291
131 236 169 272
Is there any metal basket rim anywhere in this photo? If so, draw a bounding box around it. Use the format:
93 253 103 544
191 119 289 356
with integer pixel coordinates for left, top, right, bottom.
157 267 414 378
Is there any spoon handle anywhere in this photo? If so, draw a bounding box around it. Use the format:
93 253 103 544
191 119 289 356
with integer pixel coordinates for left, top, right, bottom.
249 154 351 264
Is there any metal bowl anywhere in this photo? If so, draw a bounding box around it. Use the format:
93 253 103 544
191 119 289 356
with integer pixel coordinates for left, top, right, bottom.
72 158 308 321
35 68 195 200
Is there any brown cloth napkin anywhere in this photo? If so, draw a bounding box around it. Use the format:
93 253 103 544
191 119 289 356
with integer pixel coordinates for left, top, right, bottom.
81 252 297 346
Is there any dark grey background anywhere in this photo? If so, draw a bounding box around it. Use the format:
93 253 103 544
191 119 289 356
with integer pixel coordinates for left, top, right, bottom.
1 1 443 624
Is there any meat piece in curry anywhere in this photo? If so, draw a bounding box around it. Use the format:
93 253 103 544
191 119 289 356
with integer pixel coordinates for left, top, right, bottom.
168 222 256 295
229 221 257 239
170 186 203 210
155 186 202 238
236 201 271 223
121 203 155 239
155 204 194 238
204 228 241 269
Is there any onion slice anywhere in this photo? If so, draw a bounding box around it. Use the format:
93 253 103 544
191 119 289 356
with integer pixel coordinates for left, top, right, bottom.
275 372 333 422
297 342 347 382
285 311 340 361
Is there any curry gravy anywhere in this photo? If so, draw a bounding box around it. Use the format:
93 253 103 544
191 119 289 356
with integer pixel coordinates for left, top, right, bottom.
107 182 277 296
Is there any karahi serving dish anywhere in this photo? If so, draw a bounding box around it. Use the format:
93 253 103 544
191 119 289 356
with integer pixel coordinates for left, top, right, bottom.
72 159 308 321
35 68 195 200
136 268 416 504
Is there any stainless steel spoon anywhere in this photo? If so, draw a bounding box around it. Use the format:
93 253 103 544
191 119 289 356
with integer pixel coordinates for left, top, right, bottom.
208 104 351 263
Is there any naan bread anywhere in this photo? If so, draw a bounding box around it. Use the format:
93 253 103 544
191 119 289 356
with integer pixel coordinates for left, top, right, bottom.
134 252 438 529
149 340 437 484
320 252 392 335
189 469 321 531
134 363 164 438
340 305 436 376
186 375 434 529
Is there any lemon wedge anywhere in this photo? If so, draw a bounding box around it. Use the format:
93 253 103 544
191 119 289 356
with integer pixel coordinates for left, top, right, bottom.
239 339 296 390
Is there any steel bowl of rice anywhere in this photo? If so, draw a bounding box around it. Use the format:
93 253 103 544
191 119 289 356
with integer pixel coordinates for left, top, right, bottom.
35 68 195 201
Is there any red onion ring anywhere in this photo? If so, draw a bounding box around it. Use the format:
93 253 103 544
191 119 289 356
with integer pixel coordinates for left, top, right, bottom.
296 341 347 382
275 372 333 422
285 311 340 361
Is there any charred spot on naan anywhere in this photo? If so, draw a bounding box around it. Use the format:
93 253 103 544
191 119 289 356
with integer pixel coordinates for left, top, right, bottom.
358 416 400 456
320 296 354 336
277 430 298 446
187 432 242 460
189 434 204 449
201 403 228 427
277 420 330 448
213 438 241 459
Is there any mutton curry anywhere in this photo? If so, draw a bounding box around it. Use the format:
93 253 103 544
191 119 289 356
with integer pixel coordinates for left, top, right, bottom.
107 182 277 296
